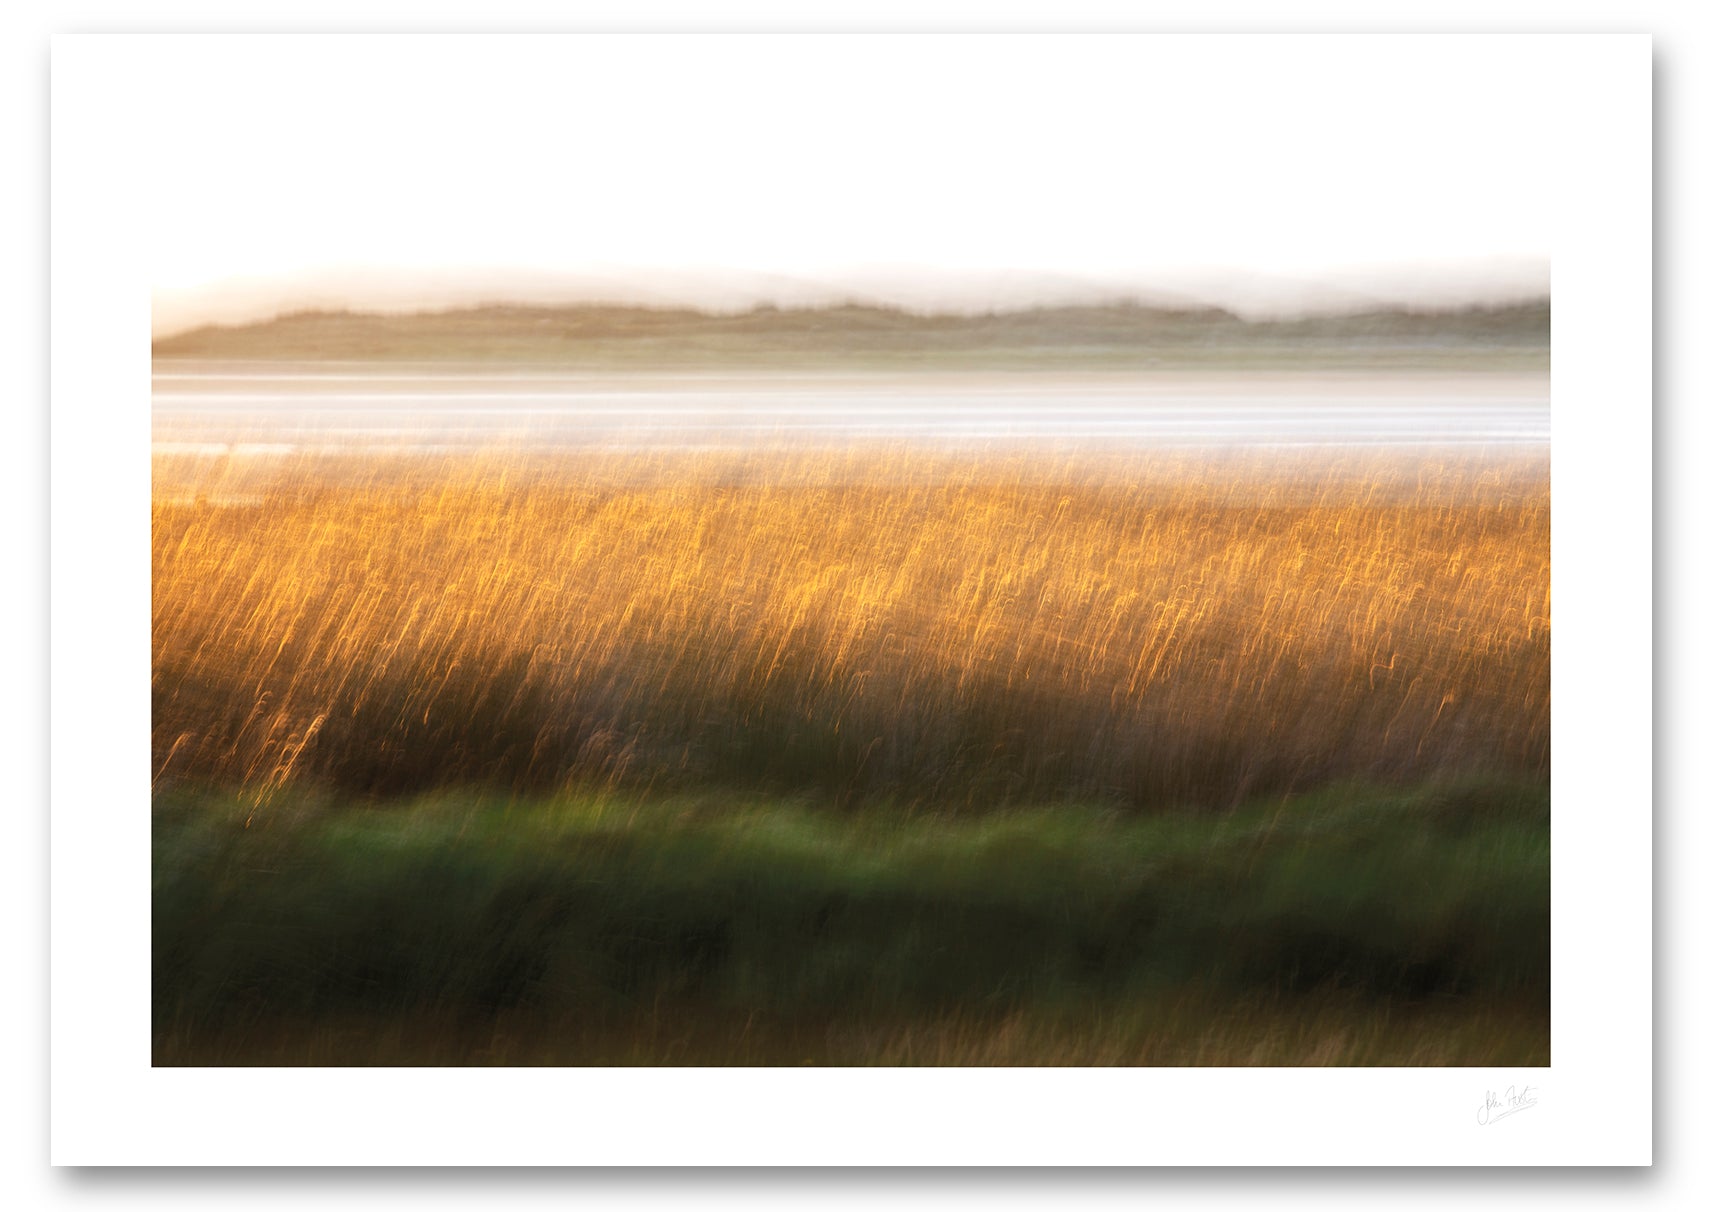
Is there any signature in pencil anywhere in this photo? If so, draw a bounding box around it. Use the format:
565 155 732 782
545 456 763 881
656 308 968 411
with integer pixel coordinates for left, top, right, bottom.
1477 1084 1538 1125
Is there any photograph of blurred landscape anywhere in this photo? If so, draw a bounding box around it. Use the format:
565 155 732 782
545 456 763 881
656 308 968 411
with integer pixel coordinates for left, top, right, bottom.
151 38 1551 1066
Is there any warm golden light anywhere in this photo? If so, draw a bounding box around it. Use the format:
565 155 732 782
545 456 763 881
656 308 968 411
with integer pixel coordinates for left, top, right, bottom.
152 446 1549 812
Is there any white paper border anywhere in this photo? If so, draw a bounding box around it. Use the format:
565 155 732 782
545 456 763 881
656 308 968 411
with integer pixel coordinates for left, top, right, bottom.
50 33 1651 1166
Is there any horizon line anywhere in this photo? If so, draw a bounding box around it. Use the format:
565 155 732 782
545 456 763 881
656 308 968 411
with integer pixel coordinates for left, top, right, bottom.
151 259 1552 341
154 289 1553 345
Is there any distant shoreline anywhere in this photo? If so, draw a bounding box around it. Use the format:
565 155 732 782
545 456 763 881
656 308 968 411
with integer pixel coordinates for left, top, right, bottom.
152 299 1549 372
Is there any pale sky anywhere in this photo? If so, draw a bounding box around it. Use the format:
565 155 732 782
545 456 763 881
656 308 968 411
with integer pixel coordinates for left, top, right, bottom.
145 35 1556 334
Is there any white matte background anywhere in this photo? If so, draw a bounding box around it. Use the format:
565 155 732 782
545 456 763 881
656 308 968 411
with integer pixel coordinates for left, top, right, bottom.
54 31 1645 1166
10 1 1706 1205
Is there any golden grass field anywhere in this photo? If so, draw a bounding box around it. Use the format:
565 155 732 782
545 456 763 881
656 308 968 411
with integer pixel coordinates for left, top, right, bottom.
152 446 1549 811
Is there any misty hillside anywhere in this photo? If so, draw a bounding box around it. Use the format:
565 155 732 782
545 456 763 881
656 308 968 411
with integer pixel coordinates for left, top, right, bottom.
152 299 1549 370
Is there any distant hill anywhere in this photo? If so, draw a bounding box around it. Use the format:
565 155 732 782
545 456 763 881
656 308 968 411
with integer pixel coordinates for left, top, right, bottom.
152 298 1549 370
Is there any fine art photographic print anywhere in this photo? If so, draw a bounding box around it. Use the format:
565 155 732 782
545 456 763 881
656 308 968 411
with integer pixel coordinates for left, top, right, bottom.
50 29 1655 1167
146 37 1552 1068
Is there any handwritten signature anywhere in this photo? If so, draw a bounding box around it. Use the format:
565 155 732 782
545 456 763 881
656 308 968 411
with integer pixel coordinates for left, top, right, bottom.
1477 1084 1538 1125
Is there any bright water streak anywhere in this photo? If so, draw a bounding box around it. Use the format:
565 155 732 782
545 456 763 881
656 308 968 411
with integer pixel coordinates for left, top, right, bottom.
152 366 1549 453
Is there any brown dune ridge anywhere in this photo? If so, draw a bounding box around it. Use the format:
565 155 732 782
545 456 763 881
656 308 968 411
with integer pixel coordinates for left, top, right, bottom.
152 298 1550 367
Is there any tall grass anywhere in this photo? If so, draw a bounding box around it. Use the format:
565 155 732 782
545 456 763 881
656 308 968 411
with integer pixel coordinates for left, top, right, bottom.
153 779 1549 1065
152 446 1549 810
